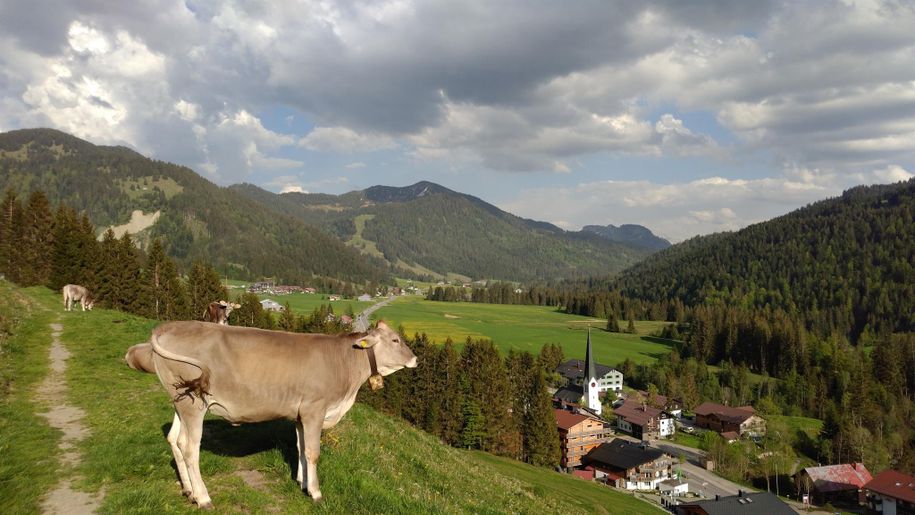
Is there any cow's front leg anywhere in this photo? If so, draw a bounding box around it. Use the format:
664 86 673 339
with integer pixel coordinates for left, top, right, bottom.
298 411 325 502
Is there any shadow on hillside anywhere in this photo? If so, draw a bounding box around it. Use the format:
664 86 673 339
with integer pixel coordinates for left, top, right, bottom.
639 336 677 347
161 419 299 481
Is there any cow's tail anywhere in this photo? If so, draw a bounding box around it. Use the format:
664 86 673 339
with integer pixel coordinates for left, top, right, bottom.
125 342 156 373
149 328 212 402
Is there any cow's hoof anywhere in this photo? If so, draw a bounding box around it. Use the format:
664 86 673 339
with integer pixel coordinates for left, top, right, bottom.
198 501 214 510
182 489 192 498
312 495 323 504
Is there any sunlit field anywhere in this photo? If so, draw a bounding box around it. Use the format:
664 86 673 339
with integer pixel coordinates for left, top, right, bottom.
374 296 675 366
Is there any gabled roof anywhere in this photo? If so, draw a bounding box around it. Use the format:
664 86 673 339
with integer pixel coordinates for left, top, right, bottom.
556 359 616 381
553 384 583 404
694 402 757 424
865 470 915 504
554 409 589 430
802 463 872 493
584 438 666 470
679 492 794 515
614 398 671 427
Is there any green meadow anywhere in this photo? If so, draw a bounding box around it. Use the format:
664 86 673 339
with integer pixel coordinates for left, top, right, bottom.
258 293 375 318
374 296 675 366
0 283 660 514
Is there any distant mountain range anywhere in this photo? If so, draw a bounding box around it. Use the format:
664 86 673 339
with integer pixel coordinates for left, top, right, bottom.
0 128 667 283
0 128 390 284
581 224 670 251
230 181 661 281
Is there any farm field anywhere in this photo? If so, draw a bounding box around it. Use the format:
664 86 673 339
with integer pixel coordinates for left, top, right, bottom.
374 296 675 366
0 283 658 514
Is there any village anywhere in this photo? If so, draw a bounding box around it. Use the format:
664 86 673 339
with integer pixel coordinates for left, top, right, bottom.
550 331 915 514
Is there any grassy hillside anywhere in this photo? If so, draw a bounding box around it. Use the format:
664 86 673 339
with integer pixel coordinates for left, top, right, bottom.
374 296 673 366
231 182 654 282
0 282 659 514
0 128 391 285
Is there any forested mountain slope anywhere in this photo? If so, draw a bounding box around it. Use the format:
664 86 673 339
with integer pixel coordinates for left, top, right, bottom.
0 128 390 284
230 181 656 282
615 180 915 340
581 223 671 251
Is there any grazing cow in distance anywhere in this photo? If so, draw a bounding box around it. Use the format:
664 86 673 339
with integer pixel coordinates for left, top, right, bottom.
202 300 240 325
128 320 416 509
62 284 94 311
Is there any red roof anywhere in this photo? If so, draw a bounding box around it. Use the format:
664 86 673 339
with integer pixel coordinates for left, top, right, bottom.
720 431 740 441
803 463 873 493
694 402 756 424
614 399 665 427
554 409 589 430
865 470 915 504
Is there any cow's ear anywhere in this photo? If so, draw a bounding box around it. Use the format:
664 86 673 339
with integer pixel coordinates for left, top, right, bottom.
376 320 389 330
354 334 380 349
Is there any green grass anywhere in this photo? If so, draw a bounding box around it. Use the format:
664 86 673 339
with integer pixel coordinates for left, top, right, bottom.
257 293 376 319
769 415 823 439
0 285 65 514
345 214 385 259
119 176 184 200
374 296 674 366
6 284 659 513
672 431 704 450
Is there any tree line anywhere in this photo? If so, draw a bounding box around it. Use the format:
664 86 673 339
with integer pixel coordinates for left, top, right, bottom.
1 189 227 320
360 336 564 469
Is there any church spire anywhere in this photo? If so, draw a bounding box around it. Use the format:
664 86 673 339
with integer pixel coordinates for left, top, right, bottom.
584 325 601 414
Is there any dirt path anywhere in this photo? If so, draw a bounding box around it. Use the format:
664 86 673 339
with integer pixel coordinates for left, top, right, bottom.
34 322 103 514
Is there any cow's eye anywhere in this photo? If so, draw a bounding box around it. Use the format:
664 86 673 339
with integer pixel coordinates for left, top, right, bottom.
393 338 400 344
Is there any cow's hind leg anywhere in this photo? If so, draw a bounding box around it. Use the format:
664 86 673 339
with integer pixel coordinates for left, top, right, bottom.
174 402 212 509
166 412 194 497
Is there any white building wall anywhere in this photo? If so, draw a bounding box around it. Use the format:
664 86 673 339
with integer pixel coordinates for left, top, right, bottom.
879 494 898 515
659 417 676 437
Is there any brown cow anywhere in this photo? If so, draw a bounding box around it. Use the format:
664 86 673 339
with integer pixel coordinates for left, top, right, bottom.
202 300 240 325
128 320 416 509
62 284 94 311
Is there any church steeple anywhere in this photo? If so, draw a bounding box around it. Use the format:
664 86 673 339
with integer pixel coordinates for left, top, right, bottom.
584 326 601 414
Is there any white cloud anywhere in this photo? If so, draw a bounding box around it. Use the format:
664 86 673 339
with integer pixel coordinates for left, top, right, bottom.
300 126 397 153
345 161 367 169
280 185 307 193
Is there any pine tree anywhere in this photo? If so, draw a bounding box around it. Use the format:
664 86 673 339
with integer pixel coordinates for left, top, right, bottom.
460 399 486 450
49 204 80 290
115 232 144 313
460 338 521 457
142 239 189 320
524 369 561 467
94 229 120 308
626 314 636 334
19 191 54 286
278 302 297 331
187 261 228 320
607 312 621 332
231 292 269 328
438 339 464 446
0 189 20 280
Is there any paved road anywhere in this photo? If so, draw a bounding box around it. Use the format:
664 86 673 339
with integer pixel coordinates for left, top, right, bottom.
354 295 398 331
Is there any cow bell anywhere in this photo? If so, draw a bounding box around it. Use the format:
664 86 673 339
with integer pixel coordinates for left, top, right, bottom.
368 374 384 390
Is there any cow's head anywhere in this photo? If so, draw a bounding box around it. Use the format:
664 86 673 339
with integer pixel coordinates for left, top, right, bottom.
354 320 417 375
85 298 95 310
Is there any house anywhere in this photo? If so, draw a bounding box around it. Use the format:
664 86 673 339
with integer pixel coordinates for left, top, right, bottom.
694 402 766 437
614 398 676 440
556 359 624 394
357 293 373 302
676 491 794 515
798 463 872 505
260 299 283 312
303 287 317 294
583 438 674 490
864 470 915 515
553 384 584 408
340 315 353 325
554 409 613 469
660 478 689 497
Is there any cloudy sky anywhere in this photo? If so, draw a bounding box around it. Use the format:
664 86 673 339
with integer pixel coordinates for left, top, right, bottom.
1 0 913 241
